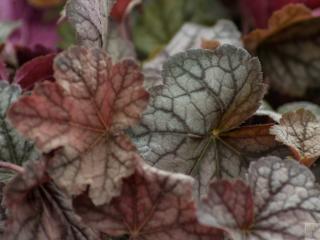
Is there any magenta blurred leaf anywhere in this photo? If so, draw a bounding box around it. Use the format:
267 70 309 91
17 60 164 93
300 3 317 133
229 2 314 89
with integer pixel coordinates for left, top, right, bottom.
14 53 56 89
0 0 61 49
240 0 320 28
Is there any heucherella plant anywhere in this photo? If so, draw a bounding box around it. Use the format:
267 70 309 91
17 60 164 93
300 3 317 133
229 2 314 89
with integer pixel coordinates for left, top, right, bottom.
0 1 320 240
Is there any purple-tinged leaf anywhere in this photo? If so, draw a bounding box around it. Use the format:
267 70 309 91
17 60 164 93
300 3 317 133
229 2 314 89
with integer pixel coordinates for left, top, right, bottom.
13 53 56 90
3 159 100 240
270 108 320 166
74 164 225 240
7 47 149 205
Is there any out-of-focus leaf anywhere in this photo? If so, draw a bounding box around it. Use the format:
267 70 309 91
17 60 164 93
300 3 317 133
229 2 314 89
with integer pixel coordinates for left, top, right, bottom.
277 101 320 115
143 20 242 90
0 60 9 81
74 164 225 240
240 0 320 28
13 53 56 90
0 21 20 44
132 0 229 57
3 159 100 240
244 4 320 96
0 81 38 182
270 108 320 166
27 0 65 8
58 21 77 49
7 47 149 205
132 45 284 198
198 156 320 240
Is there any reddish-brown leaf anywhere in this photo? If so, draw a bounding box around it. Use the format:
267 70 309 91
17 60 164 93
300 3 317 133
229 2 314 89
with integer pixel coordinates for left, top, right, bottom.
7 47 149 205
74 164 225 240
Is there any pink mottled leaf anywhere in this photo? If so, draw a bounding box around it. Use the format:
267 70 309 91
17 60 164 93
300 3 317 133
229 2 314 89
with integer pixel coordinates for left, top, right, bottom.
7 46 149 205
198 156 320 240
74 164 225 240
2 159 99 240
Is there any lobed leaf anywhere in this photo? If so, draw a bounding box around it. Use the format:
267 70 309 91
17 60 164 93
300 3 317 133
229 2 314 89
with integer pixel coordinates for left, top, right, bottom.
0 81 38 182
3 159 100 240
244 4 320 96
132 45 284 198
7 47 149 205
198 156 320 240
74 163 225 240
270 108 320 166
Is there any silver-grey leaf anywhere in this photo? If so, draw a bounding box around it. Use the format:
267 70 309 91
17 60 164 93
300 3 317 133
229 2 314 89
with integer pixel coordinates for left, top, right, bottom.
132 44 269 198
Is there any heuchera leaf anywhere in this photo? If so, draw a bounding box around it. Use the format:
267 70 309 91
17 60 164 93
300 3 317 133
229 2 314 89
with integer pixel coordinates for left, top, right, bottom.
132 45 285 198
0 21 21 44
13 53 56 90
0 81 38 182
2 159 100 240
143 20 242 90
270 108 320 166
66 0 116 48
243 4 320 96
74 163 225 240
7 47 149 205
198 156 320 240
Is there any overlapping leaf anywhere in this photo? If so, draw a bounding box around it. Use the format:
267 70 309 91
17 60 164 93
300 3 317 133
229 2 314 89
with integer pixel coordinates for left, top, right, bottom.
277 101 320 115
2 159 99 240
66 0 116 48
198 156 320 240
132 45 285 198
0 81 38 182
66 0 134 61
74 163 225 240
143 20 242 90
244 4 320 96
271 108 320 166
7 47 149 205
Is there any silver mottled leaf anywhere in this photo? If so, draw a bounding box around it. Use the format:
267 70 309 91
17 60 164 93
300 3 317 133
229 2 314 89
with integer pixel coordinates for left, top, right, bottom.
0 81 38 182
132 45 270 198
278 101 320 116
198 156 320 240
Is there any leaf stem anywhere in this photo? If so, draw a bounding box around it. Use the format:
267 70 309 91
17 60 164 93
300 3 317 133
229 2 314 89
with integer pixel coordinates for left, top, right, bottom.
0 161 24 174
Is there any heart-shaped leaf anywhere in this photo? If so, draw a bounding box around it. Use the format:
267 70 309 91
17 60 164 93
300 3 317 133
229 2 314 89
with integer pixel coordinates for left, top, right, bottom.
74 163 225 240
198 156 320 240
0 81 38 182
244 4 320 96
2 159 100 240
7 47 149 205
271 108 320 166
132 44 284 198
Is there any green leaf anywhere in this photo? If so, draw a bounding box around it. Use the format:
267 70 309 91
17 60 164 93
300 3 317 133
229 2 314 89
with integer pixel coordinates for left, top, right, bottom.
0 81 38 182
57 21 76 49
0 21 21 44
132 0 229 58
